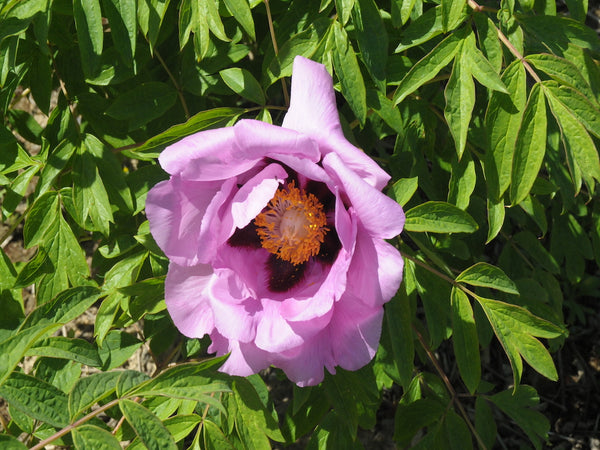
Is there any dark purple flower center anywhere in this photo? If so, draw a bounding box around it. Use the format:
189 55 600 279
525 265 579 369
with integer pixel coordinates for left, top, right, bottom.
227 178 341 292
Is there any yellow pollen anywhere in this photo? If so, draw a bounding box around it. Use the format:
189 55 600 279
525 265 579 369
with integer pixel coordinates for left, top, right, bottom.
255 182 328 265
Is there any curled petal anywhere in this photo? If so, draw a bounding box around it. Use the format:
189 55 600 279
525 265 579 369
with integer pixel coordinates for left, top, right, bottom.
234 119 321 162
230 163 287 229
323 152 405 239
283 56 391 190
165 263 215 338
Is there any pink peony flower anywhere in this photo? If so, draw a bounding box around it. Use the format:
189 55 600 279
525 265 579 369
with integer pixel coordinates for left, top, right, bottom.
145 56 405 386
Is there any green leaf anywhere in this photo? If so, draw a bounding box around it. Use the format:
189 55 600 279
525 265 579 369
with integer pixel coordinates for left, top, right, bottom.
116 370 151 398
393 27 466 105
73 142 114 236
385 290 415 389
125 107 245 159
0 323 59 387
23 191 59 248
450 288 480 394
444 47 475 159
441 0 466 32
456 262 519 294
476 297 563 385
73 0 103 76
473 13 502 73
26 337 102 367
394 398 445 445
105 82 178 131
72 424 122 450
485 60 527 200
404 201 479 233
335 0 355 25
490 385 549 450
392 176 418 207
543 82 600 139
233 376 285 444
333 21 367 124
510 83 547 205
394 6 443 52
120 399 178 450
68 371 122 420
546 86 600 188
29 49 52 114
13 248 53 289
98 330 142 371
517 15 600 55
464 37 508 93
527 54 596 103
222 0 255 41
36 140 77 196
0 435 27 449
219 68 265 105
205 0 228 42
351 0 387 91
137 0 171 51
130 361 230 411
443 410 473 450
101 0 137 66
448 152 476 210
513 231 560 274
475 397 497 450
0 372 69 428
23 285 102 329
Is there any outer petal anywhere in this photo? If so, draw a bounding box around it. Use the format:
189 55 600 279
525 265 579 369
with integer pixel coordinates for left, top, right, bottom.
209 332 271 377
158 127 259 181
165 262 215 338
146 177 235 266
329 293 384 371
272 331 336 387
283 56 391 189
323 152 405 239
346 226 404 308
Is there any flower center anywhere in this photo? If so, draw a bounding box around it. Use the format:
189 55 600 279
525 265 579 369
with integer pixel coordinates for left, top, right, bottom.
255 182 328 265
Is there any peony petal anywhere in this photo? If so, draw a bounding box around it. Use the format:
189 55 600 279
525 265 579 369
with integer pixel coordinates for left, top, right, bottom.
346 226 404 307
230 163 287 229
283 56 391 190
209 271 261 343
254 300 305 353
329 293 384 371
209 332 271 377
234 119 321 162
272 330 336 387
146 177 236 266
282 56 341 139
159 126 260 181
323 152 405 239
165 262 215 338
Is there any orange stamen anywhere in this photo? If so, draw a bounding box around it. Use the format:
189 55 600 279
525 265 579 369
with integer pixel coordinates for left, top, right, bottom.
255 182 328 265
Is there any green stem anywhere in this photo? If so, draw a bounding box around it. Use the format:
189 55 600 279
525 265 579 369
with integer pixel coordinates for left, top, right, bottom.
154 49 190 120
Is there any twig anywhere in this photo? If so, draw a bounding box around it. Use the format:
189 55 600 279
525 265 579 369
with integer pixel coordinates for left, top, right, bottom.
467 0 541 83
29 398 121 450
412 325 488 450
154 49 190 120
264 0 290 107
